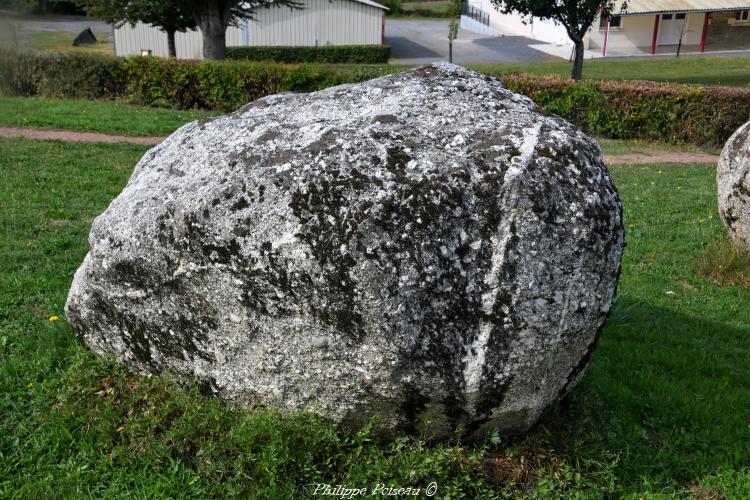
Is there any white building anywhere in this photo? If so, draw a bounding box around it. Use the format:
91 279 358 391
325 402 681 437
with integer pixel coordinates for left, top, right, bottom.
114 0 388 59
461 0 750 56
591 0 750 56
460 0 569 45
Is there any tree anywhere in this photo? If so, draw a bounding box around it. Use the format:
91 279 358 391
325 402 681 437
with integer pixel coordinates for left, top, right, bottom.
0 0 39 12
79 0 301 60
490 0 627 80
175 0 301 61
76 0 195 57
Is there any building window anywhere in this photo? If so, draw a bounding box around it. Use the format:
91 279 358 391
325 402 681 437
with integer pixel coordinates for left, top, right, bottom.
675 13 686 20
662 13 673 20
739 10 750 22
599 15 622 30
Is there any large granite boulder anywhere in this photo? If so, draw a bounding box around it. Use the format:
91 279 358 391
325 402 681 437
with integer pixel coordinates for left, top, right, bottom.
718 121 750 255
66 63 624 440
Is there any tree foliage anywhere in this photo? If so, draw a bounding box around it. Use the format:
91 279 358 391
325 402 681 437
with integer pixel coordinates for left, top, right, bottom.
174 0 302 60
490 0 628 80
1 0 81 13
78 0 193 30
75 0 195 57
0 0 34 11
77 0 301 60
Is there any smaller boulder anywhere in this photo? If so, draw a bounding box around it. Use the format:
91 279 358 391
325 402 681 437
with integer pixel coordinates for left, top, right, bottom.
73 28 97 47
717 121 750 254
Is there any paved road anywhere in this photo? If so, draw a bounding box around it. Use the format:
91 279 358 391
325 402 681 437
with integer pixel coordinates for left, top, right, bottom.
386 19 556 64
2 16 550 65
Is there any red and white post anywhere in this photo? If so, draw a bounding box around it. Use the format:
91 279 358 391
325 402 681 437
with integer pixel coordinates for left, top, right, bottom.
651 15 660 55
699 13 710 53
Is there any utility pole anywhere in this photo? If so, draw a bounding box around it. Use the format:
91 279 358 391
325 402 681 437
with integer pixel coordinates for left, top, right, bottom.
448 20 458 63
448 0 460 63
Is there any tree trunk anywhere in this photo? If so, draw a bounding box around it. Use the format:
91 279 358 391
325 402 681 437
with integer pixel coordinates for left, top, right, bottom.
572 38 584 81
196 1 230 60
167 30 177 58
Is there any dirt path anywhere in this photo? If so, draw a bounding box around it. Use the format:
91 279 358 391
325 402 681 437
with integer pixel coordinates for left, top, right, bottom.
0 127 722 164
604 152 719 165
0 127 164 146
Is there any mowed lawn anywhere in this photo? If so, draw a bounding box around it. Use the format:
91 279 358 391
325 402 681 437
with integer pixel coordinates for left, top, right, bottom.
470 53 750 87
0 96 217 137
1 137 749 497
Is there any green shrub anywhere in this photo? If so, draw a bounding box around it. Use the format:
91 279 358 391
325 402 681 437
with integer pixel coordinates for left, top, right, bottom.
226 45 391 64
384 0 402 15
122 57 289 110
500 73 750 148
0 49 392 111
3 49 750 146
0 50 125 99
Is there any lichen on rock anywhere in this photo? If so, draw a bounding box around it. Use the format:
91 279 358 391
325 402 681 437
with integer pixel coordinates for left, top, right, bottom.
718 121 750 255
65 63 625 440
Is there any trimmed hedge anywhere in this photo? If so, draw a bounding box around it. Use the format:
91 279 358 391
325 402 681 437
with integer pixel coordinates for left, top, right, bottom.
500 73 750 148
0 50 127 101
226 45 391 64
0 49 397 111
2 49 750 147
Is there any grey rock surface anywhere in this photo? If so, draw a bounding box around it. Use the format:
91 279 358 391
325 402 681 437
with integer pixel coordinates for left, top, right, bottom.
66 63 624 440
718 121 750 255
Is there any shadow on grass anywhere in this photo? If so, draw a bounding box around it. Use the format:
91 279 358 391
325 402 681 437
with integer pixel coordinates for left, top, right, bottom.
2 296 747 495
523 295 750 490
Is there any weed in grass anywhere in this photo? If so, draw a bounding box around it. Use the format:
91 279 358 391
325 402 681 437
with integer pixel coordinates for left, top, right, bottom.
696 231 750 288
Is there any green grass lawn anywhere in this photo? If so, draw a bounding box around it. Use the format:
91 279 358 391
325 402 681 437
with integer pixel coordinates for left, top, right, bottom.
1 137 749 497
394 0 453 17
596 137 721 156
468 54 750 87
27 30 115 55
0 96 217 136
334 54 750 87
0 16 114 56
